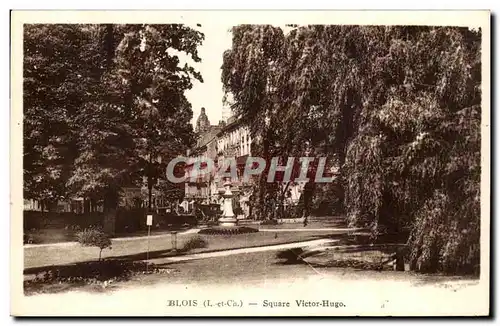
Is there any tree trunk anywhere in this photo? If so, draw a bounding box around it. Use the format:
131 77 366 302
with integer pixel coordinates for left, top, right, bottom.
302 181 314 217
148 158 153 210
278 181 292 219
147 152 155 211
104 24 114 69
103 191 118 236
395 250 405 271
257 135 270 220
84 198 91 214
148 182 153 211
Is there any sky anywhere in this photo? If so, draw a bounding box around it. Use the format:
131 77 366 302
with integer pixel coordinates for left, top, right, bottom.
181 24 234 127
181 24 294 127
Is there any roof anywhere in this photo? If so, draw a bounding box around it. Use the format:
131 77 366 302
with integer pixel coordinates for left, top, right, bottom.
216 116 244 136
195 125 220 149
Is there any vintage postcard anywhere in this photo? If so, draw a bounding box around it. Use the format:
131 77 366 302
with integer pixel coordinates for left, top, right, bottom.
10 10 490 317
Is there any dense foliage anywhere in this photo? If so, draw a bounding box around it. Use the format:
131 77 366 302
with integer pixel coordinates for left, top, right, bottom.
222 25 482 274
24 24 203 213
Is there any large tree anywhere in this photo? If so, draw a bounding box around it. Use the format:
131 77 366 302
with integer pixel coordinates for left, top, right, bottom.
24 24 203 230
222 24 482 274
111 24 201 210
23 24 100 210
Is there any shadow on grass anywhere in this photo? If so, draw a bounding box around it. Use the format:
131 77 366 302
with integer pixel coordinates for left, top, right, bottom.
24 243 211 277
24 248 177 276
275 247 306 265
274 244 480 280
25 229 381 278
23 259 177 296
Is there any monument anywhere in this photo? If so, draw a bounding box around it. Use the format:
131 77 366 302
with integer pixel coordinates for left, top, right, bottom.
218 178 237 227
198 177 258 235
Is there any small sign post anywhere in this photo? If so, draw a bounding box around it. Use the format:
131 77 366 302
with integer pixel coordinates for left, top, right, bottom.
146 214 153 272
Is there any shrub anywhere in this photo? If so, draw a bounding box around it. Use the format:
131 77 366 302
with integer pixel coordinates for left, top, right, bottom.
115 208 145 233
180 236 208 252
24 260 172 294
76 226 112 260
23 233 35 244
198 226 259 235
23 211 105 231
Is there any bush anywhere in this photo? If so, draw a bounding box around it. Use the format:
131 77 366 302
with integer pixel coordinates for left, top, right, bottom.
180 236 208 252
23 211 104 231
198 226 259 235
76 226 112 260
24 260 171 294
24 233 35 244
115 208 145 233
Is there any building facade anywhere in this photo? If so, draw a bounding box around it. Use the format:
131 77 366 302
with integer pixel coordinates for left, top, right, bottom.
184 109 306 219
184 108 222 203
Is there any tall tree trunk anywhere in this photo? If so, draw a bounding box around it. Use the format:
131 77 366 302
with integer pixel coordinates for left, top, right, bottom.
103 190 118 235
395 250 405 271
257 134 270 220
104 24 114 69
148 180 153 211
148 154 153 211
303 181 315 217
84 198 91 214
278 181 291 219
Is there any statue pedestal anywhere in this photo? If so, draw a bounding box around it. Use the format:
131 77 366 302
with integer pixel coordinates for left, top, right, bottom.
218 217 237 227
218 179 237 227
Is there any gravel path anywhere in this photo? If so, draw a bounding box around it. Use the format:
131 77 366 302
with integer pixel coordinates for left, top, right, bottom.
157 238 336 263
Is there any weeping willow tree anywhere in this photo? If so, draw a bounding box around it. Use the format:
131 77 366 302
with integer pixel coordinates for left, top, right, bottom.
342 26 481 274
222 25 286 219
222 24 482 274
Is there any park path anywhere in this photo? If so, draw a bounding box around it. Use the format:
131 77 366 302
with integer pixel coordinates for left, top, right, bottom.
152 238 336 264
24 225 361 270
23 228 201 249
259 227 364 232
24 227 361 249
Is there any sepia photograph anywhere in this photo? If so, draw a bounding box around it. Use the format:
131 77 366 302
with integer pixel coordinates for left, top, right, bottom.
10 10 490 317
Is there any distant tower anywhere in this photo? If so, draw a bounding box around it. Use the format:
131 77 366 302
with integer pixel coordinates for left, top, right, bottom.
195 107 210 133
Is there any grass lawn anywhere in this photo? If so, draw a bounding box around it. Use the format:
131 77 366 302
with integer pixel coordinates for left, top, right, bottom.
130 250 475 286
123 250 479 294
24 216 347 245
25 250 478 296
24 229 335 271
127 250 311 288
24 226 191 245
253 216 347 230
